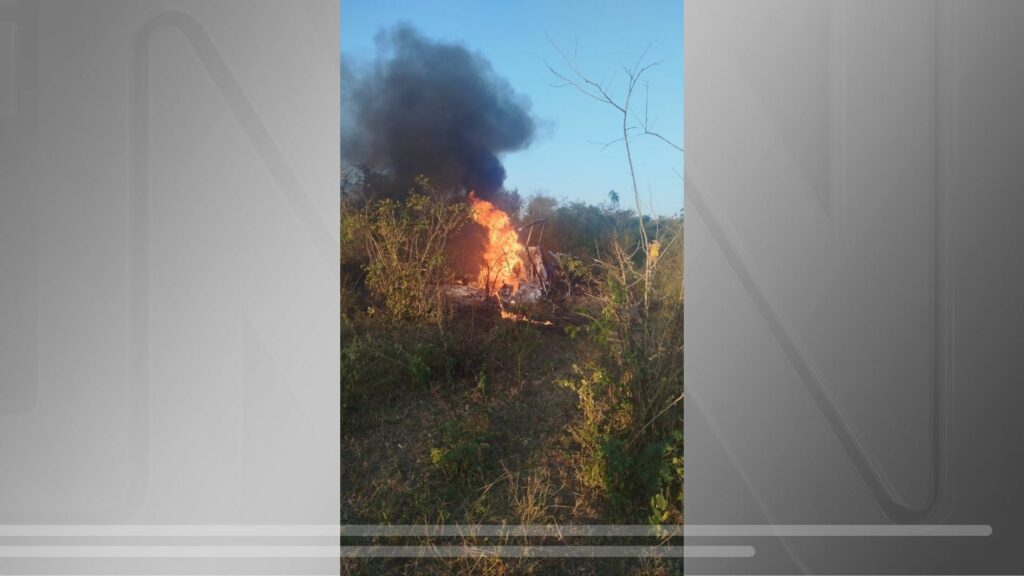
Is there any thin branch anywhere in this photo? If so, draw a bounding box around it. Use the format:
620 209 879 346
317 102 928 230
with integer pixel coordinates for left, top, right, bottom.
640 128 684 153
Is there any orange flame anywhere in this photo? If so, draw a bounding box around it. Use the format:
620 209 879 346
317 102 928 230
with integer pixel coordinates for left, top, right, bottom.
500 307 554 326
468 192 525 294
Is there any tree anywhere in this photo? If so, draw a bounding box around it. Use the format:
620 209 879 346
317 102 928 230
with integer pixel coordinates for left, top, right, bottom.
546 40 683 308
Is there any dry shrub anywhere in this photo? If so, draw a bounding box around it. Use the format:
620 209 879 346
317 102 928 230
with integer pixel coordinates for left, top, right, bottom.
355 176 471 324
561 232 683 522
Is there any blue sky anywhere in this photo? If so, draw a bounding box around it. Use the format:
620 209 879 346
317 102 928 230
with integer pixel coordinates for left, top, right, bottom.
341 0 683 216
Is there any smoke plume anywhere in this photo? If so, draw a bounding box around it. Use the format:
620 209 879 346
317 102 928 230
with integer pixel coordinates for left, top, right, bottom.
342 25 535 198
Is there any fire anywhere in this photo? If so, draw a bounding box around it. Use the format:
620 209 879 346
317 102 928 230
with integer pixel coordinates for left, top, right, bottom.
500 308 554 326
468 192 525 294
465 192 553 327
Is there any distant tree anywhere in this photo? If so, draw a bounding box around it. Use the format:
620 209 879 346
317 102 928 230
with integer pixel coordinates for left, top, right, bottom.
524 194 558 222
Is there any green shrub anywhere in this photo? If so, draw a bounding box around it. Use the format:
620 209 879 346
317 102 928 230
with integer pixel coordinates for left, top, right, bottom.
488 318 541 384
560 236 684 522
341 316 488 411
430 412 496 481
355 177 471 323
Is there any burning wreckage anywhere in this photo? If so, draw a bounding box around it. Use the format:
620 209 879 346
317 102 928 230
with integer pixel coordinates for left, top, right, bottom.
444 193 564 324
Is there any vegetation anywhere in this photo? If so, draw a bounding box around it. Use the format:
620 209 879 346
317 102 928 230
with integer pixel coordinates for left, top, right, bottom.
341 42 682 576
560 234 684 523
342 171 682 575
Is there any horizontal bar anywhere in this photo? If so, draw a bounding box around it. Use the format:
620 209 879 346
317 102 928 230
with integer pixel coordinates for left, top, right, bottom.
0 544 751 559
684 524 993 537
339 545 753 558
0 546 341 558
0 524 992 538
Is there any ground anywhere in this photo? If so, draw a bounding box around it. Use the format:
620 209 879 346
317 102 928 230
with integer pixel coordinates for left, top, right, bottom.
341 326 593 525
340 319 681 575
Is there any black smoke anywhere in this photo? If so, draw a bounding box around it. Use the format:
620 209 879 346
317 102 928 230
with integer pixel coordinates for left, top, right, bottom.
342 25 535 199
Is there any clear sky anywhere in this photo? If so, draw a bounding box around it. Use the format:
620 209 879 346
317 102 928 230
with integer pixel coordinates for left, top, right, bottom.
341 0 683 216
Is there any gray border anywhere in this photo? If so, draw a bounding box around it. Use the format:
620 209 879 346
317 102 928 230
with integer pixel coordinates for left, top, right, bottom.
684 0 956 522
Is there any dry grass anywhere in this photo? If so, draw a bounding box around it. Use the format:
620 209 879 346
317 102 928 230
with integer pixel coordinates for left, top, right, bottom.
341 306 682 575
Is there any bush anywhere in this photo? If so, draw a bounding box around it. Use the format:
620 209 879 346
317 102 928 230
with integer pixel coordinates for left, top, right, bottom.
352 177 471 323
522 194 646 261
430 412 496 482
561 236 684 522
341 315 486 411
487 317 541 384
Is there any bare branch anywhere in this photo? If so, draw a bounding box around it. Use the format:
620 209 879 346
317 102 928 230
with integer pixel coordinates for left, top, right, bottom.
546 37 686 309
546 36 627 113
640 129 684 153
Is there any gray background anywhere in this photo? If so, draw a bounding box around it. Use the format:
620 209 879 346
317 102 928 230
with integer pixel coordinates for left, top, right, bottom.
10 0 1024 572
0 1 339 573
687 0 1024 573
